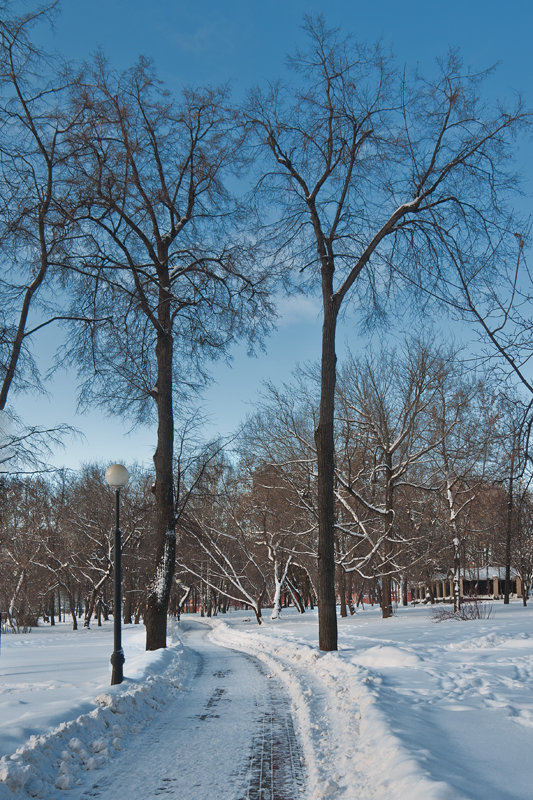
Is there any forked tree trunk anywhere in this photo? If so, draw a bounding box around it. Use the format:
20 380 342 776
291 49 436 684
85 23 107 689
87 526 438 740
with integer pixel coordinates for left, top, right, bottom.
271 553 292 619
84 567 112 628
8 569 25 625
271 561 283 620
286 571 306 614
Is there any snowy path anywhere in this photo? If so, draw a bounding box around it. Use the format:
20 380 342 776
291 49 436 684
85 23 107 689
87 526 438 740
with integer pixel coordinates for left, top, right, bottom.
66 620 306 800
209 620 379 800
4 607 533 800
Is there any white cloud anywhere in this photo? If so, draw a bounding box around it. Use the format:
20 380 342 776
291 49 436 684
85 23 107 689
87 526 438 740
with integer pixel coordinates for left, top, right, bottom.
275 294 321 327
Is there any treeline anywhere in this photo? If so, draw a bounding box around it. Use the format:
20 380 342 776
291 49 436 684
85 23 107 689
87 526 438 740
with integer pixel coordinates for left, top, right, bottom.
2 341 531 629
0 466 154 630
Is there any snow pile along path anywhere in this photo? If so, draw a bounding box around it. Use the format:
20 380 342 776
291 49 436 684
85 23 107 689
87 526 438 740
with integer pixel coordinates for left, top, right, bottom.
0 634 187 800
208 618 465 800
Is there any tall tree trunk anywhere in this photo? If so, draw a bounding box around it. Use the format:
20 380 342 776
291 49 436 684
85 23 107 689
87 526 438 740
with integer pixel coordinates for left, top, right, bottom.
9 569 25 626
123 589 133 625
452 535 461 613
521 576 528 607
68 591 77 630
381 452 393 619
338 532 347 618
381 575 392 618
504 443 515 604
346 571 355 615
315 293 339 651
443 468 463 614
401 576 408 607
339 564 347 618
145 277 176 651
271 557 283 620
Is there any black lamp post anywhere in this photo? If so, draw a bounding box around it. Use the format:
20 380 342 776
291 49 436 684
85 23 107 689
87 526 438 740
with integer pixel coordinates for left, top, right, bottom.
105 463 130 685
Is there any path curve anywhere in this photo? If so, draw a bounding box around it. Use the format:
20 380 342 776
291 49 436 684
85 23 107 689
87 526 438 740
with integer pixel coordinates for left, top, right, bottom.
67 620 306 800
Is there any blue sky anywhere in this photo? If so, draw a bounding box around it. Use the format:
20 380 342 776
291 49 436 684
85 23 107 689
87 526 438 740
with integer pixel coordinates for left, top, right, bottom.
15 0 532 471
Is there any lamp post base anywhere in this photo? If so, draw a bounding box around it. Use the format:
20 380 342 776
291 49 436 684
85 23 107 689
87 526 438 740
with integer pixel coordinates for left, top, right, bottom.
110 649 125 685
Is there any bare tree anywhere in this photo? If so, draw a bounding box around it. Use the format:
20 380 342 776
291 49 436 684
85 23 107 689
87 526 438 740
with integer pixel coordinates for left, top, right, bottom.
491 393 533 603
63 464 151 628
512 488 533 606
0 476 53 629
428 374 498 611
0 4 85 411
240 374 322 600
177 456 268 624
0 3 89 473
246 17 528 649
452 237 532 402
66 57 272 649
334 341 453 617
247 464 310 619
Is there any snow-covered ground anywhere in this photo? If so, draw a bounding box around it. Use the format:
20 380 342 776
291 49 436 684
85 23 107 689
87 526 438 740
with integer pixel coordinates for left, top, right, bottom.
1 603 533 799
0 621 191 798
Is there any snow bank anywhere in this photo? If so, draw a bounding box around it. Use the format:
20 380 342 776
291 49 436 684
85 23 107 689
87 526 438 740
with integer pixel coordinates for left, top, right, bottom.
351 644 421 668
0 626 186 799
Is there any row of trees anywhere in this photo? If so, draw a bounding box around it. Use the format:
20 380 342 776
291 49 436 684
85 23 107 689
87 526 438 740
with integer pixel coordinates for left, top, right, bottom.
1 4 531 649
2 342 531 631
183 341 532 621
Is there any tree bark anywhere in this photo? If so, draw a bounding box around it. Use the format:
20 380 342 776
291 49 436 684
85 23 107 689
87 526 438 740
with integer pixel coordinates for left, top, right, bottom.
453 535 461 613
346 572 355 615
504 443 515 604
339 564 347 618
314 293 339 650
68 591 77 630
381 452 394 618
145 276 176 651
